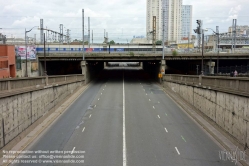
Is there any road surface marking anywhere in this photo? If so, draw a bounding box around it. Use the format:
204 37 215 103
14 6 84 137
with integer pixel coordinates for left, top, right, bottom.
181 135 187 142
71 147 75 154
149 99 151 101
94 105 96 108
89 114 92 118
165 113 167 116
101 93 102 95
153 106 155 109
158 101 160 103
158 115 160 119
98 98 100 100
123 72 127 166
165 128 168 133
103 89 104 90
143 89 145 91
175 147 180 155
146 93 147 95
82 127 85 132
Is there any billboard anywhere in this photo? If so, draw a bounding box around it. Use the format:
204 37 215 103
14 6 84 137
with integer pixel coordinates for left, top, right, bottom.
16 46 36 60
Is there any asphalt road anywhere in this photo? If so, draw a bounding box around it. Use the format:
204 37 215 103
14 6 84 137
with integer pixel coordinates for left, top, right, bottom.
12 68 235 166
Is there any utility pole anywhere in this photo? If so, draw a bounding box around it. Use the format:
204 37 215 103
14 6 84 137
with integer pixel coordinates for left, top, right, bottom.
40 19 44 44
152 16 156 52
162 10 165 59
216 26 219 74
201 30 204 75
59 24 63 43
88 17 90 48
44 33 47 76
234 19 237 53
82 9 85 60
188 32 190 52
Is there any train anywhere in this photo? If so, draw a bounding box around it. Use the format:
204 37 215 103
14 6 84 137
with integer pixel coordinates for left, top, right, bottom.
36 44 166 53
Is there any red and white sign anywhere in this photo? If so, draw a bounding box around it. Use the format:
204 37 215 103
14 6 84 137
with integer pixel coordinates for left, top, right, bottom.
16 45 36 60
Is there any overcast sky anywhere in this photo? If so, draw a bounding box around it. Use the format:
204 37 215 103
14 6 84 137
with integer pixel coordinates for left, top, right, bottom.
0 0 249 43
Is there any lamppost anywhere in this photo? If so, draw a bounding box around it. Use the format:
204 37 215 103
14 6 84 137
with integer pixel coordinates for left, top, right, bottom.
25 26 38 77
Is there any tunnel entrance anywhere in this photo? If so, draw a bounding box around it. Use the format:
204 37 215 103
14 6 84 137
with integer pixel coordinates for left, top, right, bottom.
40 60 82 75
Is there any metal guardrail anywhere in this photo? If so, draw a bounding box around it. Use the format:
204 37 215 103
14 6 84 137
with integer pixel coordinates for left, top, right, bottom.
0 74 85 92
163 74 249 96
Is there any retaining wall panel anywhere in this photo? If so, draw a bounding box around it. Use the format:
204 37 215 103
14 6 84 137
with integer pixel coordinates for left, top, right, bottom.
237 96 246 119
216 105 225 129
0 80 83 148
224 108 233 135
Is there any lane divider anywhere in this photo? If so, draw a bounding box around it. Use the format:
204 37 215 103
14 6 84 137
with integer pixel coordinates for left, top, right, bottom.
175 147 180 155
71 147 75 154
181 135 187 142
165 127 168 133
82 127 85 132
158 115 160 119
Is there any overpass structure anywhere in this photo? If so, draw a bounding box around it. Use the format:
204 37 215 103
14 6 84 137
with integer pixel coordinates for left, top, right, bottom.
36 52 249 80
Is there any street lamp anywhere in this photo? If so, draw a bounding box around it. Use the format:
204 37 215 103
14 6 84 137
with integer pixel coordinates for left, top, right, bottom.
25 26 38 77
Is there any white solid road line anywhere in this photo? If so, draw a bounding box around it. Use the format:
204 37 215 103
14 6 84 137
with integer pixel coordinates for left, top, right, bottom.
158 115 160 119
153 106 155 109
164 127 168 133
89 114 92 118
123 72 127 166
175 147 180 155
71 147 75 154
82 127 85 132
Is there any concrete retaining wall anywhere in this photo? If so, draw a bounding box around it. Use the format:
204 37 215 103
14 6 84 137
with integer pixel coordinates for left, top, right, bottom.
164 81 249 147
0 81 82 148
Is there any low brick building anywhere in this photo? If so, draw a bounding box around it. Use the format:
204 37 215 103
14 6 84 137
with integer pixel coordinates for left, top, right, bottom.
0 45 16 78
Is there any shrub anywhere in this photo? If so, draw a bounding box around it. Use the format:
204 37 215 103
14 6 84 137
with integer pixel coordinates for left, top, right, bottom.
172 50 178 56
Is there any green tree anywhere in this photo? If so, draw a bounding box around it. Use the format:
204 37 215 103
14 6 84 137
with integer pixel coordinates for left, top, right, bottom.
109 40 115 45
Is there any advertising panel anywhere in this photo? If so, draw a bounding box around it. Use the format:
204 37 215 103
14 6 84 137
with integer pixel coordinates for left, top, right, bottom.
16 45 36 60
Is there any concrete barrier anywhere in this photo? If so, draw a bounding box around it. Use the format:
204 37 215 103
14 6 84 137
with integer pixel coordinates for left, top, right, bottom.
163 75 249 148
0 74 84 92
0 75 84 149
